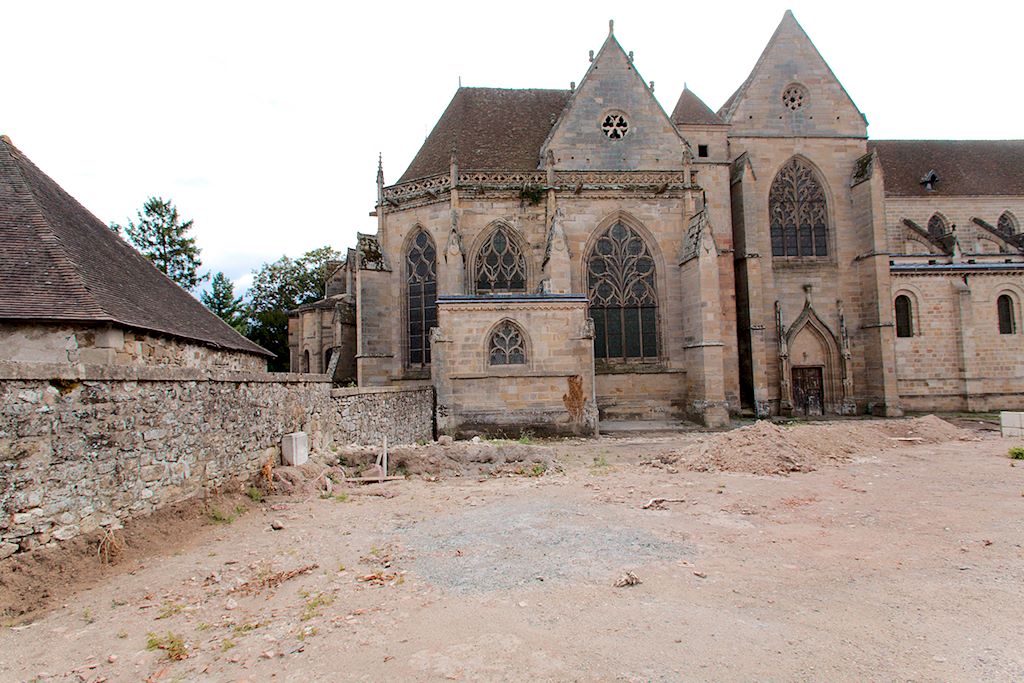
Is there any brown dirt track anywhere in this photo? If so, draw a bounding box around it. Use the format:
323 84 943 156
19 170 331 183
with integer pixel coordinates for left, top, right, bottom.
1 416 1022 682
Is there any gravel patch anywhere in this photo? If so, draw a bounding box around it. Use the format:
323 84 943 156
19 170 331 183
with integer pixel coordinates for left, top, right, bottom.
396 499 691 592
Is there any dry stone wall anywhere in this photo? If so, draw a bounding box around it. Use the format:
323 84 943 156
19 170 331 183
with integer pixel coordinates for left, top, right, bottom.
0 364 432 557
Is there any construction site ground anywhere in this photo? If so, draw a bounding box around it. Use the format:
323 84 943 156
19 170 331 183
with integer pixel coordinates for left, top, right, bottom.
1 416 1022 682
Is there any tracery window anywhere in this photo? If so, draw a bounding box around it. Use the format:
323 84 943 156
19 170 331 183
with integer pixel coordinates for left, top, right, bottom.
587 222 658 360
406 229 437 367
998 294 1016 335
601 112 629 140
895 295 914 338
998 211 1018 235
782 83 808 111
927 213 947 239
769 159 828 257
475 226 527 293
488 321 526 365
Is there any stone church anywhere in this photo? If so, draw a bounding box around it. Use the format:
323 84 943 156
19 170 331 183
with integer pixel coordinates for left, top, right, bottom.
290 11 1024 434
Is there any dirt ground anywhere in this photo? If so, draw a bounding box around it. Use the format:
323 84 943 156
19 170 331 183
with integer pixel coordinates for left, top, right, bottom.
1 416 1023 682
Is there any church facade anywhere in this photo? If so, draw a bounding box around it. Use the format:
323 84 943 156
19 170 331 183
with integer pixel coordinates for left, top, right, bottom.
290 12 1024 434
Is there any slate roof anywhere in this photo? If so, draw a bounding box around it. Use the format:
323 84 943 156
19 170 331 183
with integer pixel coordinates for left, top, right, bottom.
671 87 726 126
0 136 271 357
870 140 1024 197
398 87 571 183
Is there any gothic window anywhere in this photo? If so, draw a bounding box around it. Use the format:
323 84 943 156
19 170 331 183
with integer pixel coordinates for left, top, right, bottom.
406 229 437 367
601 112 629 140
488 321 526 365
769 159 828 257
895 295 914 338
782 83 808 111
587 222 658 360
475 226 527 293
998 294 1016 335
927 213 947 239
998 211 1018 235
302 350 310 373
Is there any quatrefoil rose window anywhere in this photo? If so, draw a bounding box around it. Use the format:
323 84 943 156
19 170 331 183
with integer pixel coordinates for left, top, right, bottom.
601 112 629 140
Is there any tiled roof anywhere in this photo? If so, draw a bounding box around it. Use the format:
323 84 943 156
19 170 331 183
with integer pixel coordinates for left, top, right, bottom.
397 87 571 183
0 136 271 357
871 140 1024 197
671 87 726 126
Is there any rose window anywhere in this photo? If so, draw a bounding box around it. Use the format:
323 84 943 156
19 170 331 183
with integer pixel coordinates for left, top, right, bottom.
782 84 808 111
601 113 629 140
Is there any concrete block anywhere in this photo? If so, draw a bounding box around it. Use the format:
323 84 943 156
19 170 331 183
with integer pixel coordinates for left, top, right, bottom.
1000 411 1023 429
282 432 309 466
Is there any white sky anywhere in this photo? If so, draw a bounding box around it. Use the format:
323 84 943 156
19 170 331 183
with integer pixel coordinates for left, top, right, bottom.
2 0 1019 294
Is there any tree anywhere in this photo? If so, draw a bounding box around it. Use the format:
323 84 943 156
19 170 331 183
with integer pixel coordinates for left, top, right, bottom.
201 272 246 332
112 197 207 290
243 246 342 371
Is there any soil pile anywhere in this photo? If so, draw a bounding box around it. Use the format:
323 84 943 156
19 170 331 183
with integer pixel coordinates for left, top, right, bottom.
334 440 552 478
647 415 973 476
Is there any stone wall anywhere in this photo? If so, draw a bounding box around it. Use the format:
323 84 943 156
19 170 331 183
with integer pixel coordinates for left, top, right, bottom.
0 363 432 557
0 322 266 371
431 296 598 436
882 196 1024 255
891 271 1024 411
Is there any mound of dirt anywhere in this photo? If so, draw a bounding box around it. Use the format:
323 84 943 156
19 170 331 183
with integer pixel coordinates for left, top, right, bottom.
646 415 973 476
335 440 552 478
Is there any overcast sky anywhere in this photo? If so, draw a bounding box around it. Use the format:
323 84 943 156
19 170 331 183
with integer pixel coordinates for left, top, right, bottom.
2 0 1018 294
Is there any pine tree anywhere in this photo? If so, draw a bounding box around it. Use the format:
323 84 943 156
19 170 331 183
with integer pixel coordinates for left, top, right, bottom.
201 272 245 332
112 197 207 290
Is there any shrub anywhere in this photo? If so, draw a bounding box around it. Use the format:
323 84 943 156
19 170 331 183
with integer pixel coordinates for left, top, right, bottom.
1009 447 1024 460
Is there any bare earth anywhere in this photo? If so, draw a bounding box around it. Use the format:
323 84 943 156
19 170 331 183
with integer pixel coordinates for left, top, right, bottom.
2 418 1023 682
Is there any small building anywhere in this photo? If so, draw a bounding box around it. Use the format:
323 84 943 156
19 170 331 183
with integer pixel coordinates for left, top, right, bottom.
0 135 271 370
287 255 356 382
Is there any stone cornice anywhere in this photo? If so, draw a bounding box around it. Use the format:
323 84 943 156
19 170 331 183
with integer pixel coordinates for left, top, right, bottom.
382 170 698 208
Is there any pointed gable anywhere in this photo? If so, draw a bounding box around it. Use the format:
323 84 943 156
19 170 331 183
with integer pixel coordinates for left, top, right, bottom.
541 27 685 171
719 10 866 138
671 87 726 127
0 136 271 357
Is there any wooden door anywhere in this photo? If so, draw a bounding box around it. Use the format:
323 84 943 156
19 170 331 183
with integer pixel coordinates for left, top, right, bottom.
792 366 824 416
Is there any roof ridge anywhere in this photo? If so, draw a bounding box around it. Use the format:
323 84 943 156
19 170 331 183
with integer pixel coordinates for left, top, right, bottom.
0 138 108 319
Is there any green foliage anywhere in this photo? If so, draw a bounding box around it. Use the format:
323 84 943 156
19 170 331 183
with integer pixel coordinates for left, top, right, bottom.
242 246 342 371
245 486 265 503
519 183 545 205
202 272 246 332
1009 447 1024 460
146 631 188 660
207 505 245 524
112 197 207 291
517 430 535 445
300 591 334 621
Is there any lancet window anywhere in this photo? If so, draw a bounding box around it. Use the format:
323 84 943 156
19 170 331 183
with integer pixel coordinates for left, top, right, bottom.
406 229 437 367
587 222 658 360
475 226 527 293
488 321 527 365
769 159 828 257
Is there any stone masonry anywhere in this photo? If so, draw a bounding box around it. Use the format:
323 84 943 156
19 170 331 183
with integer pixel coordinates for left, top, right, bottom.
0 365 432 557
